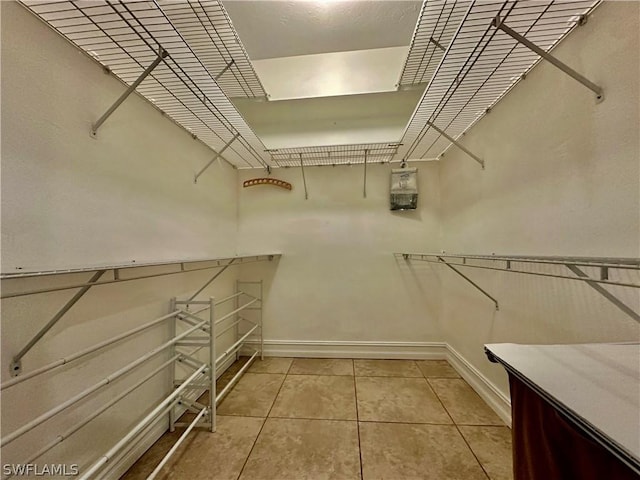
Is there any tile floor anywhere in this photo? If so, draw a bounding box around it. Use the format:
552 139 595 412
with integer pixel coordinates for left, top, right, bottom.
123 358 513 480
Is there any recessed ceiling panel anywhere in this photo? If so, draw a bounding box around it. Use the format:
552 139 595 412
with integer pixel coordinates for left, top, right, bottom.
222 0 422 60
253 46 409 100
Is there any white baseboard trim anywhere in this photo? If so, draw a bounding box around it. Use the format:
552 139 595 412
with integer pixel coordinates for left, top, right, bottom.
98 355 237 479
241 339 448 359
446 345 512 426
98 420 168 480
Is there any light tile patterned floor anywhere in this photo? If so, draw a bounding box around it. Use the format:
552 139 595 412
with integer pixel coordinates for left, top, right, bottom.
123 358 513 480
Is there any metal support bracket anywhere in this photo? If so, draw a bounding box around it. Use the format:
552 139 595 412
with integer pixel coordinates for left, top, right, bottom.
427 121 484 169
492 16 603 102
363 149 368 199
214 60 234 81
91 48 169 137
194 133 239 183
566 265 639 323
10 270 106 376
429 36 446 52
187 259 235 302
437 257 500 310
299 153 308 200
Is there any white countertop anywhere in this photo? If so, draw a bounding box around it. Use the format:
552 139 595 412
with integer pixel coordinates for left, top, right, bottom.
485 342 640 468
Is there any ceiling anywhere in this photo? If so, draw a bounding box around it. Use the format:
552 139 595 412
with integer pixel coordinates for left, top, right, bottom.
22 0 601 169
223 0 423 150
233 88 424 149
222 1 422 60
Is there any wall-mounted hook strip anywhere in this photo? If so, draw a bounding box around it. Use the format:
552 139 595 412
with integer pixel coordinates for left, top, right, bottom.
243 178 292 190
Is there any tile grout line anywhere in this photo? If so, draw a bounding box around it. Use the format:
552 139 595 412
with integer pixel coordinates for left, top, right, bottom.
426 378 492 480
234 360 293 480
352 360 365 480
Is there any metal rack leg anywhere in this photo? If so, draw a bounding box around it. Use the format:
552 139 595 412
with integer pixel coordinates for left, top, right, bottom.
209 297 216 432
260 281 264 361
168 297 177 433
235 280 240 362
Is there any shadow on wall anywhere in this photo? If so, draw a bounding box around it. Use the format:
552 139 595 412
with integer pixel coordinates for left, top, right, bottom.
394 256 442 328
390 208 423 222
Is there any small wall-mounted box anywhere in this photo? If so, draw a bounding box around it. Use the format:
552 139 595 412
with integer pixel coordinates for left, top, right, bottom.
390 168 418 211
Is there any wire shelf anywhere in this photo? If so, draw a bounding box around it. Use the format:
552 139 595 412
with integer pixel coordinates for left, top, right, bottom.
399 0 471 87
395 0 600 162
267 143 401 167
157 0 266 99
21 0 600 169
22 0 271 169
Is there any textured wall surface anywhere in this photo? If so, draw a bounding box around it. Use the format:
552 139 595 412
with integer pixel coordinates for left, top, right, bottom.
437 1 640 396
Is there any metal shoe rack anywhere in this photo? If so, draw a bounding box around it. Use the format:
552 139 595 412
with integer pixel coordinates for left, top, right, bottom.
0 254 275 479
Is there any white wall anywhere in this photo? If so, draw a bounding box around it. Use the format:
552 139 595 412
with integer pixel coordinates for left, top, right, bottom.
2 1 639 474
233 89 422 149
1 2 241 476
437 2 640 397
237 163 444 357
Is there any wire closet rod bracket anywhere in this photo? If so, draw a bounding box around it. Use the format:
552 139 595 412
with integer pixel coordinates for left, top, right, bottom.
9 269 106 377
91 47 169 137
491 15 604 103
194 133 240 183
565 264 640 323
426 255 499 310
399 253 640 323
427 121 484 169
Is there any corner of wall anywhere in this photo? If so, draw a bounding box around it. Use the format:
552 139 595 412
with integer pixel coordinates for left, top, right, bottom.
447 344 512 426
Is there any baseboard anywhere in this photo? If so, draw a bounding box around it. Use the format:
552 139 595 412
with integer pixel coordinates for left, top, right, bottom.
241 338 448 359
97 355 237 479
446 345 512 426
98 419 168 480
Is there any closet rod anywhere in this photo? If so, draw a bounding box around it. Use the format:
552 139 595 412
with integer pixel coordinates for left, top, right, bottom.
1 255 279 299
